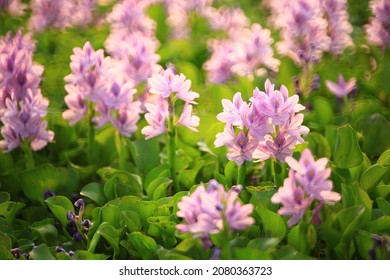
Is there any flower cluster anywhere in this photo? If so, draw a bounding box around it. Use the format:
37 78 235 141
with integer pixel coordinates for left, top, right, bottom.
0 29 54 152
0 0 27 16
28 0 97 32
63 41 141 137
271 148 341 227
176 179 254 246
105 0 161 87
215 79 309 165
203 5 280 83
265 0 353 66
141 67 199 139
365 0 390 48
66 199 92 242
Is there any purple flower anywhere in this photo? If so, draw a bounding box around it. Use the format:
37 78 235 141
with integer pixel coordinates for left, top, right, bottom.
217 92 247 127
176 179 254 236
0 0 27 17
271 171 313 227
230 24 280 79
62 85 87 125
177 103 200 132
111 105 141 137
148 68 199 102
205 6 249 36
286 148 341 203
141 96 169 139
325 74 357 98
365 0 390 48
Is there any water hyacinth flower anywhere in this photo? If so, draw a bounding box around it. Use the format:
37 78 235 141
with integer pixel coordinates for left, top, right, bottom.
365 0 390 48
63 41 141 138
176 179 254 238
0 30 54 153
272 149 341 227
325 74 357 98
142 67 200 138
215 79 308 165
0 0 27 17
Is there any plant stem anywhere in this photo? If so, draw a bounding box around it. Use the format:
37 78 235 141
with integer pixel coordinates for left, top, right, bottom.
23 140 35 170
270 159 277 184
87 103 96 165
237 163 246 187
168 128 179 193
220 219 232 260
115 131 127 170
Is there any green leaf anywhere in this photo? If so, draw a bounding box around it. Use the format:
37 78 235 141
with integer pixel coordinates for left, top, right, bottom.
255 204 286 239
376 198 390 215
334 125 363 168
272 246 312 260
0 201 25 223
103 171 143 200
0 244 14 259
101 205 121 229
0 152 13 175
80 182 106 206
306 132 331 159
157 249 193 260
233 247 272 260
127 232 157 259
146 177 172 197
132 138 161 175
377 149 390 166
0 232 12 250
73 250 110 260
0 192 10 204
365 215 390 233
30 244 55 260
313 97 335 127
30 219 58 245
360 164 389 191
88 222 120 257
144 164 170 190
336 205 366 242
106 195 141 212
247 238 281 251
121 211 142 232
45 196 75 227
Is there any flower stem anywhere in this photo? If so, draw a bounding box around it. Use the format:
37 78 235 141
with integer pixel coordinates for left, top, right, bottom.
220 220 232 260
87 103 96 165
237 163 246 187
115 131 127 170
168 128 179 193
270 159 277 185
23 140 35 170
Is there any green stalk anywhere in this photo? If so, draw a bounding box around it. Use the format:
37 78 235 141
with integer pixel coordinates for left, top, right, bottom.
220 219 232 260
23 140 35 170
115 131 127 170
237 163 246 187
87 102 96 165
168 128 179 193
270 159 277 184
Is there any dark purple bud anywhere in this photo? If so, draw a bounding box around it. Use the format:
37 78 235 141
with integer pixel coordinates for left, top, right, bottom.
10 248 21 258
67 211 76 221
81 219 91 228
68 251 75 257
71 193 81 202
216 203 224 211
230 185 243 194
207 179 220 191
43 189 56 199
84 227 89 235
74 198 85 208
311 74 320 91
22 252 30 259
73 232 82 242
66 220 78 236
201 235 213 250
55 246 65 253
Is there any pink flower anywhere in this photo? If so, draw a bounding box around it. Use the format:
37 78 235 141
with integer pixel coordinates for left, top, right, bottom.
141 96 169 139
62 85 87 125
365 0 390 48
177 103 200 132
271 171 312 227
176 179 254 236
111 105 141 137
216 92 247 127
148 68 199 102
286 148 341 203
325 74 356 98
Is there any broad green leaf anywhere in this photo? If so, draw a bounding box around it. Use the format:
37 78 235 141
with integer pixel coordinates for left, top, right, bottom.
313 97 335 127
233 247 272 260
0 244 14 259
336 205 366 242
30 219 58 245
101 205 121 229
73 250 110 260
146 177 172 197
30 244 55 260
144 164 170 190
334 125 363 168
127 232 157 260
0 192 10 204
247 238 281 251
377 149 390 166
376 198 390 215
287 224 308 254
272 246 312 260
157 249 193 260
360 164 389 191
132 138 160 175
80 182 106 206
307 132 332 159
0 232 12 250
121 211 142 232
106 195 141 212
0 201 25 222
88 222 120 257
365 216 390 234
255 205 286 239
45 196 75 227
